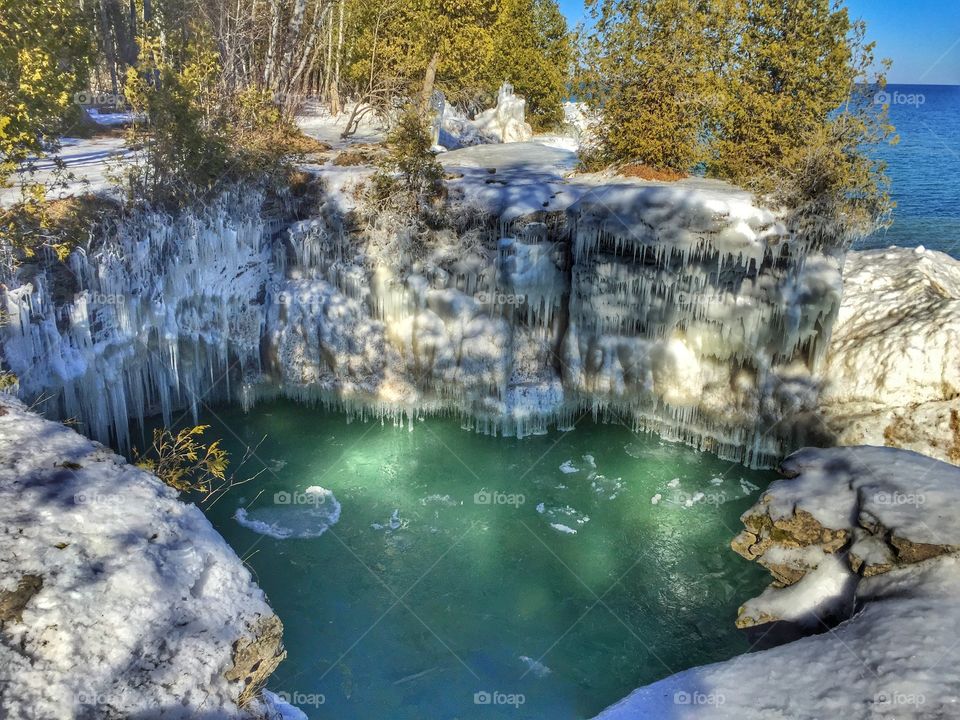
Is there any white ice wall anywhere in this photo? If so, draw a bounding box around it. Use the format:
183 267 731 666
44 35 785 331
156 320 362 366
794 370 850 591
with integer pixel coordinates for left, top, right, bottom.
0 178 844 466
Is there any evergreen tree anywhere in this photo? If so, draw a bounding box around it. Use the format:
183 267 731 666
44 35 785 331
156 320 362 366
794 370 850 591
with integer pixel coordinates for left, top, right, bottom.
713 0 856 183
582 0 727 171
491 0 571 129
0 0 92 185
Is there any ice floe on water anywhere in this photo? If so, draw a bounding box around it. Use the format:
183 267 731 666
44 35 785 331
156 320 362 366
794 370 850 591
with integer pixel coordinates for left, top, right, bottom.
234 486 341 539
537 502 590 532
519 655 552 678
372 508 408 531
559 460 579 474
420 494 458 507
740 478 760 496
651 493 662 505
588 472 624 500
667 478 681 488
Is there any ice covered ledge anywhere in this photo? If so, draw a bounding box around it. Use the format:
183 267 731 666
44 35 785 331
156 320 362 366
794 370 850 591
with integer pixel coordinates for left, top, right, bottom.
595 446 960 719
820 246 960 464
0 397 298 720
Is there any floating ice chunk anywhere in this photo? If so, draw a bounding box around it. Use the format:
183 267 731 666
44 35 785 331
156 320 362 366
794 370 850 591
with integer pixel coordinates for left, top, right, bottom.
740 479 760 496
519 655 552 678
591 474 624 500
388 509 402 530
710 476 724 486
539 504 589 528
234 487 341 539
651 493 662 505
559 460 579 474
420 494 457 507
667 478 681 488
582 454 596 468
550 523 577 535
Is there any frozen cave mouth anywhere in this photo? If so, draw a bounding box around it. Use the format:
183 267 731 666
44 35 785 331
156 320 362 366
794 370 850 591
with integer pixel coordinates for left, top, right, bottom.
148 400 778 719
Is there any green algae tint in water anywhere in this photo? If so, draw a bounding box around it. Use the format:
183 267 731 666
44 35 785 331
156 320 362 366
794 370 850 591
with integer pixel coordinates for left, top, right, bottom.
192 401 773 719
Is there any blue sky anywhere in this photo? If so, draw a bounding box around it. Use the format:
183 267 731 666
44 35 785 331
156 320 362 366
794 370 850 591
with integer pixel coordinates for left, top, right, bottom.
559 0 960 85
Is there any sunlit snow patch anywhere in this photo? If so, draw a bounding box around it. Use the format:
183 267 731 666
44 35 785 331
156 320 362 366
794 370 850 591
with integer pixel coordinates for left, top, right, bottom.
234 486 341 539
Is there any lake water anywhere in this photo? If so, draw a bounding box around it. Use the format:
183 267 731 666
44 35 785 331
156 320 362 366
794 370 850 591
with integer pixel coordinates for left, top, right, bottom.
855 84 960 257
174 402 774 719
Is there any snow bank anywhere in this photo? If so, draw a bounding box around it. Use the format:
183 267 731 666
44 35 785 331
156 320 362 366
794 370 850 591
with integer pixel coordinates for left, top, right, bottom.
595 445 960 719
820 247 960 463
0 397 295 719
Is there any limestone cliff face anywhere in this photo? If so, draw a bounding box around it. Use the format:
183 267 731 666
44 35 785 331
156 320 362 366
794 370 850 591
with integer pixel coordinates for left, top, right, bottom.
0 176 843 468
0 397 287 719
731 445 960 629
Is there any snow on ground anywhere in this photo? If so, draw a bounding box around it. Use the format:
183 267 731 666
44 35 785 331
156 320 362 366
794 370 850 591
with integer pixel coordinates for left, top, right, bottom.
821 246 960 463
0 137 132 207
0 396 297 719
295 101 386 149
595 445 960 719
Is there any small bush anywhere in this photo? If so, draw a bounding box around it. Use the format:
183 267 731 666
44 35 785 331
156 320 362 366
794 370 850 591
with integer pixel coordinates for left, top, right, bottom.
135 425 228 497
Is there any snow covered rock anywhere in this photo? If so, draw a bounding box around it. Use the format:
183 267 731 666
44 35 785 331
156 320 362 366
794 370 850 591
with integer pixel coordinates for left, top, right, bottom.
595 445 960 719
821 247 960 464
0 397 292 719
732 445 960 629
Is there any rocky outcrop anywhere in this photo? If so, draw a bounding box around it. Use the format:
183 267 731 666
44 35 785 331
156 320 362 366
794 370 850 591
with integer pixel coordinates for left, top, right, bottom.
821 247 960 464
731 445 960 628
594 445 960 720
226 615 288 707
0 397 293 719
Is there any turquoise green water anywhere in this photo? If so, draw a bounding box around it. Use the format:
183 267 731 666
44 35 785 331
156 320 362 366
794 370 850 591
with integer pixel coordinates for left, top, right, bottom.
172 402 773 719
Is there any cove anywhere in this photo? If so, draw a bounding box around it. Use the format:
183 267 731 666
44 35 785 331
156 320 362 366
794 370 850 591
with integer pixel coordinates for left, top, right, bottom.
168 401 775 719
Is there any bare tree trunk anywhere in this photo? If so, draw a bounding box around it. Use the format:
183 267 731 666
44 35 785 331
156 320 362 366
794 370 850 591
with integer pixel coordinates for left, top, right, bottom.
290 1 330 102
330 0 345 114
263 0 283 87
420 51 439 111
276 0 308 100
97 0 119 96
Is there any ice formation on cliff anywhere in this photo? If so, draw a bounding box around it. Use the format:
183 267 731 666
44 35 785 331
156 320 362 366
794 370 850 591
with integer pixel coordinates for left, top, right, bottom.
0 147 846 466
472 83 534 143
